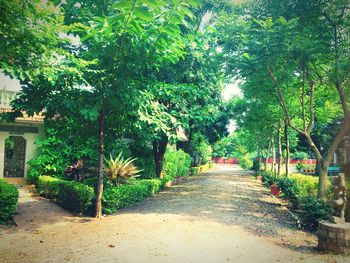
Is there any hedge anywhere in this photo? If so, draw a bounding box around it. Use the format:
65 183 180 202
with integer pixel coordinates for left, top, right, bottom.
0 179 19 224
191 163 215 175
259 171 331 231
38 176 162 215
38 176 95 214
102 179 161 214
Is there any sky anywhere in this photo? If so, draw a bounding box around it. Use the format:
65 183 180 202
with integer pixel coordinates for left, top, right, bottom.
222 81 242 101
222 81 242 134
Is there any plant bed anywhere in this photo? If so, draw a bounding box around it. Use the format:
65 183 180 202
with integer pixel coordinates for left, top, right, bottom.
0 179 19 224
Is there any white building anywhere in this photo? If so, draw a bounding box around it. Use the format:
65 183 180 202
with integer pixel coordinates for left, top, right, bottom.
0 73 44 179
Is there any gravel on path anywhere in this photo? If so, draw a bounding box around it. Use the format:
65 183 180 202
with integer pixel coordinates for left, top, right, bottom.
0 165 348 263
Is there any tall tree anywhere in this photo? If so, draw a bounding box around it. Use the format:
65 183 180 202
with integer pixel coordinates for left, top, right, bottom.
219 0 350 198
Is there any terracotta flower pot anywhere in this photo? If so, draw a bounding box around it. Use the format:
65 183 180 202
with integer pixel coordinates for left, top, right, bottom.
270 184 280 197
257 175 262 182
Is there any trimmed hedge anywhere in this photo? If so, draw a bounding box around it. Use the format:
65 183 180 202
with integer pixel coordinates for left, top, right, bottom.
259 172 331 231
38 176 95 214
0 179 19 224
102 179 161 214
191 163 216 175
38 176 162 215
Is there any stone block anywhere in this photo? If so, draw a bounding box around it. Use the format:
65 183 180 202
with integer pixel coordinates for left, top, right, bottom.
318 221 350 254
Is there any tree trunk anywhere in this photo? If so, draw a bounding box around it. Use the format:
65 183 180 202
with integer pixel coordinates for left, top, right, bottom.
257 136 261 173
95 107 106 218
318 161 329 199
153 135 168 179
271 140 276 175
284 120 290 177
264 136 272 171
277 122 282 176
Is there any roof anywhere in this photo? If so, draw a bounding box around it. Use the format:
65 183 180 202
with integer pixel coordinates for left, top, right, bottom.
0 108 44 123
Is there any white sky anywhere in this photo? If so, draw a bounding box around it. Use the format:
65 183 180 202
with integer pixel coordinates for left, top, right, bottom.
222 81 242 134
222 81 242 101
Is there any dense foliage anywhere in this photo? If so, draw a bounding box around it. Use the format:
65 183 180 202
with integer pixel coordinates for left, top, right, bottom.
239 156 253 170
102 179 161 215
0 179 19 224
219 0 350 197
162 149 192 182
260 172 332 231
38 176 95 214
38 175 162 215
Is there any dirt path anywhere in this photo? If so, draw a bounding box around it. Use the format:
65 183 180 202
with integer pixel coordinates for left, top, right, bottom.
0 165 348 262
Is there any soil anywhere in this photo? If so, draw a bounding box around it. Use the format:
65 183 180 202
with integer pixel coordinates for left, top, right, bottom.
0 165 349 263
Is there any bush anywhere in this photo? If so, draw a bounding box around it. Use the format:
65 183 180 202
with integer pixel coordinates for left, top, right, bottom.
295 162 304 172
239 156 253 170
163 149 191 181
260 171 277 187
259 172 332 231
0 179 19 224
191 163 216 175
102 179 161 214
38 176 94 214
190 133 212 166
300 196 331 232
27 124 98 184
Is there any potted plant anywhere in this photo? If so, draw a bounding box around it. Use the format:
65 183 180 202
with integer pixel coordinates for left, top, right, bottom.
270 184 280 197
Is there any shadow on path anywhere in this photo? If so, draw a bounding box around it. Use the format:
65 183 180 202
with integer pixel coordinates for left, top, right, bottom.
121 165 317 252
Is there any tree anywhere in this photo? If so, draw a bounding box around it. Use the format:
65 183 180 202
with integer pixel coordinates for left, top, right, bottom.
219 0 350 198
7 0 200 217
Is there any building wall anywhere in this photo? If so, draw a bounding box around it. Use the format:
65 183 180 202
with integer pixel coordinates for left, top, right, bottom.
333 132 350 177
0 123 44 179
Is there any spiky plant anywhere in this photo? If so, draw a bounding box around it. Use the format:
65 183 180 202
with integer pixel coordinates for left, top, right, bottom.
104 152 142 185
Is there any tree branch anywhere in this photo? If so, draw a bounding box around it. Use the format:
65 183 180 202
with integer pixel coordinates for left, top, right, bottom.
267 66 303 134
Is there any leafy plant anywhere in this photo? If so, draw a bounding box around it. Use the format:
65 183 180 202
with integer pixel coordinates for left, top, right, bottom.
239 155 253 170
190 133 212 166
295 162 304 172
104 153 142 186
0 179 19 224
163 149 191 182
300 196 331 232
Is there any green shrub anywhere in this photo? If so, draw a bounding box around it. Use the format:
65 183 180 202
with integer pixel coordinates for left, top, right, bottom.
300 196 331 232
260 171 277 187
259 172 332 231
136 179 162 195
27 125 98 184
0 179 19 224
295 162 304 172
102 179 161 214
163 149 191 181
38 176 94 214
191 163 216 175
190 133 212 166
239 156 253 170
276 177 301 208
